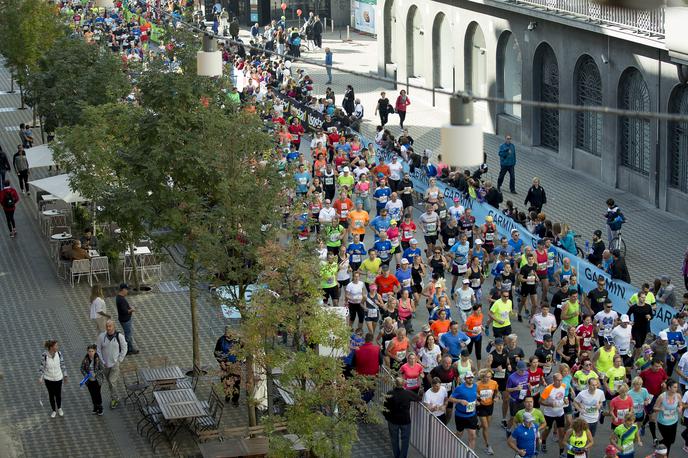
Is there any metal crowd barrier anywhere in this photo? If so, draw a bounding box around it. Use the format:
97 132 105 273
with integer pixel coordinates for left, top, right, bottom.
377 366 479 458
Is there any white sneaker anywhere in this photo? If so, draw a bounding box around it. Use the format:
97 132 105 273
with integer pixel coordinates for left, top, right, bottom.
50 411 57 418
57 408 64 417
486 446 495 455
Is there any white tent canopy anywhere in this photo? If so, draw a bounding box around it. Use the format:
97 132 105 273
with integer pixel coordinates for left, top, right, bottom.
25 144 55 168
28 174 86 203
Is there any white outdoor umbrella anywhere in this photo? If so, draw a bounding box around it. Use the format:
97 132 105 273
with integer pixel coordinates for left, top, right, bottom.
28 174 86 203
25 144 55 168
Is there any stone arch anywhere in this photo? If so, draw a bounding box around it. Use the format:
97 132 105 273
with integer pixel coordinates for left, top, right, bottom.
533 42 559 150
405 5 424 78
618 67 651 175
431 12 451 89
496 30 522 118
668 84 688 191
464 22 487 96
574 54 603 156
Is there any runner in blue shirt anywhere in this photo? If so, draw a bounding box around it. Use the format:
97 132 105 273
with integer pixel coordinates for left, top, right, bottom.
448 371 479 449
373 183 392 214
395 260 413 294
373 233 393 265
294 165 311 196
508 412 540 458
370 209 391 240
402 240 422 264
508 230 524 257
439 322 471 361
346 237 367 271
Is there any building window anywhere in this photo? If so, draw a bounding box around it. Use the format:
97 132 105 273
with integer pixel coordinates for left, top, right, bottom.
535 44 559 150
669 85 688 192
575 56 603 156
498 32 522 119
618 68 651 175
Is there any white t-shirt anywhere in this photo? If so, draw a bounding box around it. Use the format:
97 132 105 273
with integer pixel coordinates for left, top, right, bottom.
389 161 403 181
90 297 106 320
611 325 633 356
385 200 404 221
423 386 448 417
531 313 557 342
457 287 474 311
594 310 619 337
575 389 605 423
345 281 364 304
419 345 442 372
677 352 688 387
682 391 688 419
541 385 567 418
449 205 464 222
318 207 337 223
353 166 370 179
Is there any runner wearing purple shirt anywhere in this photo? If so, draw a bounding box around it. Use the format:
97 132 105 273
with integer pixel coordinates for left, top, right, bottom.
506 360 530 432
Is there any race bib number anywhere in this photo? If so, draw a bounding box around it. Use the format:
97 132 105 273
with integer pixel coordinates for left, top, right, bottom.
367 272 376 283
340 210 349 218
479 389 493 401
298 177 307 185
617 408 629 419
351 254 361 263
442 382 453 392
395 350 406 361
465 401 476 413
448 238 456 247
619 347 629 356
406 377 419 388
457 263 468 274
391 238 400 247
485 232 494 241
519 389 527 400
426 222 437 233
382 293 389 301
430 191 438 199
402 278 411 287
378 195 388 203
329 233 339 242
614 380 623 392
403 230 413 239
585 405 598 414
354 220 363 229
367 307 378 318
439 210 447 219
663 409 677 421
494 369 506 378
471 278 481 288
361 191 369 197
325 177 334 185
530 384 542 395
526 275 536 285
583 337 591 348
537 262 547 271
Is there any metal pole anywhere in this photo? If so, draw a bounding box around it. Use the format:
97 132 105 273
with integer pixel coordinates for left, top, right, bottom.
406 76 409 95
432 87 435 107
346 25 350 40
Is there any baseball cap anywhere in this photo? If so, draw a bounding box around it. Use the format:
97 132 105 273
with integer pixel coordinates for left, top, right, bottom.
377 172 384 178
543 334 553 341
421 324 431 333
516 360 527 371
119 283 129 290
410 239 418 244
390 219 397 225
605 445 618 456
342 166 350 172
400 258 409 264
511 229 519 234
369 284 377 290
475 239 483 245
523 412 535 422
620 314 630 323
594 229 603 237
453 196 460 202
381 264 389 271
494 337 505 345
611 249 621 257
464 371 474 379
462 278 470 284
661 275 670 282
460 349 470 357
659 331 669 341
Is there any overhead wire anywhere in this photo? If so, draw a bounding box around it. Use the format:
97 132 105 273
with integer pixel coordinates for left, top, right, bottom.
160 11 688 123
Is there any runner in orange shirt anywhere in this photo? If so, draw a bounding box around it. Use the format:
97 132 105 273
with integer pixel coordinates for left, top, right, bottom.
347 201 370 240
476 368 500 455
463 304 485 364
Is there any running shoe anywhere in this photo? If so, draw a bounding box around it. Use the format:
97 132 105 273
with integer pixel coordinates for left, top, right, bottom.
541 444 547 453
486 446 494 455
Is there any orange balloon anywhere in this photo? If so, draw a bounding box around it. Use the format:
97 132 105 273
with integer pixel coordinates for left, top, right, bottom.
280 2 287 10
296 8 302 16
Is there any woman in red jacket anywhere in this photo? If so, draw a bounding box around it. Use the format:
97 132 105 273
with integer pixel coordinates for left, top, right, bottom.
395 90 411 129
0 179 19 238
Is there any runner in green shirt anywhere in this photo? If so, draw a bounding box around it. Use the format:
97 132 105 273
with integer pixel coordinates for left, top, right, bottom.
611 413 641 458
324 221 345 253
321 252 339 306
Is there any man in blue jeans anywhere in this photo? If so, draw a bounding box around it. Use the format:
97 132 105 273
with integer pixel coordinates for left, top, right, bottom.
116 284 139 355
497 134 517 194
384 377 419 458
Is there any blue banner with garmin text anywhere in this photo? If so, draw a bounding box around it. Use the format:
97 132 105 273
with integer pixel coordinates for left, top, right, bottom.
372 147 675 335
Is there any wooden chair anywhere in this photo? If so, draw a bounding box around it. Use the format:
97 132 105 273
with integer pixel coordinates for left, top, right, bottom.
121 363 150 407
146 355 169 368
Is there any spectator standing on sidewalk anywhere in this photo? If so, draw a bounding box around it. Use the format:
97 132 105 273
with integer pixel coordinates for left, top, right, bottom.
39 339 67 418
12 145 30 195
0 179 19 238
497 134 516 194
116 284 139 355
89 284 111 335
312 15 323 48
343 85 355 116
97 320 128 409
395 90 410 130
376 91 391 127
324 47 333 84
524 177 546 213
384 377 419 458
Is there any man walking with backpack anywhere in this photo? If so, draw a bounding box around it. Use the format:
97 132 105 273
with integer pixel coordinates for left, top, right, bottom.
0 179 19 238
497 135 517 194
96 320 128 409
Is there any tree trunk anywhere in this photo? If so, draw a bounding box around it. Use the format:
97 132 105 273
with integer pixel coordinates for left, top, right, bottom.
246 353 257 426
189 262 201 375
9 73 14 93
128 241 141 290
19 84 25 109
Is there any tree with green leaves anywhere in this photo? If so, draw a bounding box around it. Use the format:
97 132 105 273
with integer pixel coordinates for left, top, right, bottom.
0 0 65 107
26 37 130 134
53 102 149 290
238 240 377 456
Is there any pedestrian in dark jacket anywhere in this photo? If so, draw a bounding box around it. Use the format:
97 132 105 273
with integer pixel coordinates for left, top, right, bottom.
343 85 355 116
229 17 239 40
0 180 19 237
81 344 105 415
0 146 10 190
484 180 503 208
610 249 631 283
312 16 323 48
13 145 30 194
384 377 420 458
524 177 547 213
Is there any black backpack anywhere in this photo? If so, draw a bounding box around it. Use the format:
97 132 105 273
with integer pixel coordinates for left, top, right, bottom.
2 190 15 208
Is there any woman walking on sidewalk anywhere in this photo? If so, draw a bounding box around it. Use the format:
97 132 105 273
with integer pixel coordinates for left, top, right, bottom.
39 339 67 418
0 179 19 238
90 284 110 335
80 344 104 415
395 90 410 130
